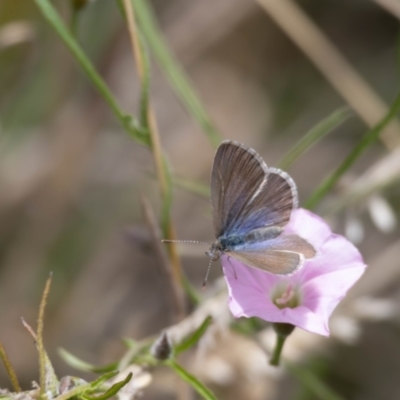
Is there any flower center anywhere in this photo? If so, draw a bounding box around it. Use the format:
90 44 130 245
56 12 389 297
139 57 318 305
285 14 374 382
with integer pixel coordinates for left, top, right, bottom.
272 283 301 309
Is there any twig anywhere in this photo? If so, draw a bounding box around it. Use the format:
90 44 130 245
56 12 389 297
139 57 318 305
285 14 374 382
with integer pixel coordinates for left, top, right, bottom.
256 0 400 149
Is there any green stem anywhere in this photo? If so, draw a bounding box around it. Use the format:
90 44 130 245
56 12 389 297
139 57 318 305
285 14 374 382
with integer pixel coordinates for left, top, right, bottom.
305 92 400 210
269 323 295 366
279 107 351 170
133 0 222 148
34 0 148 145
269 334 286 366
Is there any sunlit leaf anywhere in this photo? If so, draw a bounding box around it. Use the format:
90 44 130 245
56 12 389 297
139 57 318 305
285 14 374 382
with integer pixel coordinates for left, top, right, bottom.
175 316 213 355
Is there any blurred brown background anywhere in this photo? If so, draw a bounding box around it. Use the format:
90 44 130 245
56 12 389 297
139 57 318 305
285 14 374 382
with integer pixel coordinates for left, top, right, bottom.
0 0 400 399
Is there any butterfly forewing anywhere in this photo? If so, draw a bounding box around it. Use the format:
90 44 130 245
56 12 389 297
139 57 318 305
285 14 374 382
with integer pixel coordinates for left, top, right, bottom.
231 168 298 235
211 141 298 238
211 141 266 237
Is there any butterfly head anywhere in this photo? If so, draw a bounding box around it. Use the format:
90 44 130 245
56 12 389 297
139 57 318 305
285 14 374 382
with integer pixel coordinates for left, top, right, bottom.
206 241 223 262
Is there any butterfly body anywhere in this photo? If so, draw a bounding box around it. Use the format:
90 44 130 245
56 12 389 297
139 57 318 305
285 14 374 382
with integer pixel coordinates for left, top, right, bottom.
208 140 316 275
207 225 283 261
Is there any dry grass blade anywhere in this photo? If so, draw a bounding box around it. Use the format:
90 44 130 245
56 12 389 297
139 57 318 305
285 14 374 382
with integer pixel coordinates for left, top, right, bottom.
256 0 400 149
122 0 166 196
37 273 53 398
122 0 183 291
0 341 22 392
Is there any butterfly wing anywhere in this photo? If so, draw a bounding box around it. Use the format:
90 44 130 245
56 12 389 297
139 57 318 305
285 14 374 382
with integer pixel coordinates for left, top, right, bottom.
211 141 298 238
227 234 316 274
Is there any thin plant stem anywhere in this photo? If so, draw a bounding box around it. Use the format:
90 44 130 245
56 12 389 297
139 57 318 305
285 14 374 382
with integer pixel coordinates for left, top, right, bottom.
37 274 53 399
133 0 222 148
140 195 185 321
269 334 286 366
121 0 184 302
34 0 148 145
0 341 22 392
279 107 352 170
256 0 400 150
122 0 166 194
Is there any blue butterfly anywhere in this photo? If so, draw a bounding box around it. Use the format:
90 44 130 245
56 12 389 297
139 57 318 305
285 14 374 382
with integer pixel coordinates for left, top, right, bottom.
205 141 315 280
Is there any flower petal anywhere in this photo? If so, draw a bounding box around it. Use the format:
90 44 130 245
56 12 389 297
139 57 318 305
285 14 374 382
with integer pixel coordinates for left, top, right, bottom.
299 233 365 282
222 255 278 317
221 208 366 337
285 208 332 248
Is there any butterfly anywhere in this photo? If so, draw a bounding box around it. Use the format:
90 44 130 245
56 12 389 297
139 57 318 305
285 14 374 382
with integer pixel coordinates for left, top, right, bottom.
205 140 315 280
163 140 316 286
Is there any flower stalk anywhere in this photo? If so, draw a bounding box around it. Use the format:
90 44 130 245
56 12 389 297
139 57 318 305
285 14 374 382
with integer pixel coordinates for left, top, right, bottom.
269 323 295 366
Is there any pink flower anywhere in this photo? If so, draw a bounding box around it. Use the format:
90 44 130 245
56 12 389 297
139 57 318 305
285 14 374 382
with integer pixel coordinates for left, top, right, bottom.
222 208 366 336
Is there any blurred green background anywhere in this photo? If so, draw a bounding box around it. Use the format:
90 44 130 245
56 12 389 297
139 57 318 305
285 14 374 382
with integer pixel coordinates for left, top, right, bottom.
1 1 400 399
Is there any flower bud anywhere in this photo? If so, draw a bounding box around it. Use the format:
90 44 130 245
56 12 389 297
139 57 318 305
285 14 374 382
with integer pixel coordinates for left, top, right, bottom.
151 332 172 360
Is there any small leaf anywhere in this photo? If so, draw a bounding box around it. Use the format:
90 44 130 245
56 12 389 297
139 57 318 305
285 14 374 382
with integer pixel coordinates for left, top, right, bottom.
58 349 117 374
36 275 59 398
175 316 213 355
87 371 120 390
53 381 93 400
82 373 132 400
166 360 217 400
279 107 352 170
53 373 120 400
53 380 95 400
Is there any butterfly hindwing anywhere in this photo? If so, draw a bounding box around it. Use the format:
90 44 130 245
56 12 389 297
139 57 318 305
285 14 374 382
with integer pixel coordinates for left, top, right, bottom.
227 234 315 274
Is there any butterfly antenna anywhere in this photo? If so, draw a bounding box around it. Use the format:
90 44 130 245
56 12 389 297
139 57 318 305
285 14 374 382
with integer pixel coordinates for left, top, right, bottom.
162 239 209 245
202 258 213 289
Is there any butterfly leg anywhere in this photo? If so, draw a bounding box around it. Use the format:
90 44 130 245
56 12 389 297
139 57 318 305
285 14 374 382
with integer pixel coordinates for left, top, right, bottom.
226 255 237 280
